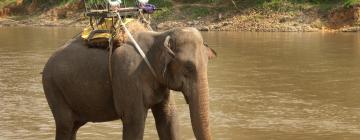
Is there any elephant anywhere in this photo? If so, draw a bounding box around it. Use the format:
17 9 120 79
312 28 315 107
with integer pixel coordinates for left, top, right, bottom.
42 22 216 140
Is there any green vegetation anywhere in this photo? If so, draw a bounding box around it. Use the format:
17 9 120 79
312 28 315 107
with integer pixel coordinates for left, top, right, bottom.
343 0 360 7
3 0 360 7
3 0 359 10
149 0 172 7
15 0 171 8
252 0 360 7
181 5 209 18
146 0 360 20
152 6 173 20
1 0 360 20
0 0 15 8
225 0 360 13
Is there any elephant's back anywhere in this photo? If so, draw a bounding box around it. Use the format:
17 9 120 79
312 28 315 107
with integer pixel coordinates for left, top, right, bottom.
43 37 109 76
43 36 110 84
42 37 118 122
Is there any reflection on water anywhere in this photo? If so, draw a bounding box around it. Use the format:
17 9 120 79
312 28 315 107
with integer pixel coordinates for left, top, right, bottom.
1 27 360 140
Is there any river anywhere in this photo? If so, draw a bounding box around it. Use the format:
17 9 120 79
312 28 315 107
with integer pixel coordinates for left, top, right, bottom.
1 27 360 140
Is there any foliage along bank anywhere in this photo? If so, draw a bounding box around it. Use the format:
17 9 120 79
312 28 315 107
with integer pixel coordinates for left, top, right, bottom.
1 0 360 32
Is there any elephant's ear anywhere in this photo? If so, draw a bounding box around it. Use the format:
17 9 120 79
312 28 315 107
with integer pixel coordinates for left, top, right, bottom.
164 36 175 58
161 35 175 78
204 43 217 60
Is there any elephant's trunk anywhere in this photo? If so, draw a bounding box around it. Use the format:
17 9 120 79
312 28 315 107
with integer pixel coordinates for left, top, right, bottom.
188 70 211 140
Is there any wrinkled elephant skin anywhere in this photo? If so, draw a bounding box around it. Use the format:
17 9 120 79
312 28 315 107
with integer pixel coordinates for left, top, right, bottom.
42 27 216 140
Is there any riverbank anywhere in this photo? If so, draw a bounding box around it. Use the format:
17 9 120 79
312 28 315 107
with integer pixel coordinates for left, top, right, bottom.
1 1 360 32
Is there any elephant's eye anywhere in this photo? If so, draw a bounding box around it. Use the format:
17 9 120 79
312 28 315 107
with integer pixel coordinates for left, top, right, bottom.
184 62 196 77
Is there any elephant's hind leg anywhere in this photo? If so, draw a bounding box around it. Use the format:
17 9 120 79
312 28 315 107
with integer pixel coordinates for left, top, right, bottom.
43 81 85 140
54 115 86 140
50 93 86 140
70 121 87 140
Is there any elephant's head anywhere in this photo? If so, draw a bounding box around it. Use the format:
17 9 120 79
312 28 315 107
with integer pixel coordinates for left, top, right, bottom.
159 28 216 140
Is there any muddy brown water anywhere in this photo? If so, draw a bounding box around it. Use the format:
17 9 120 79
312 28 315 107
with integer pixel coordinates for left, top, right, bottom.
1 27 360 140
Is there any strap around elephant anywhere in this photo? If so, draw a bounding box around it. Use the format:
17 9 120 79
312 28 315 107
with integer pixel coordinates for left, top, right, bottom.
117 13 157 77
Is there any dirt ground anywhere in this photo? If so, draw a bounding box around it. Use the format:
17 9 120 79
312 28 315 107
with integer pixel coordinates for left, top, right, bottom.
1 2 360 32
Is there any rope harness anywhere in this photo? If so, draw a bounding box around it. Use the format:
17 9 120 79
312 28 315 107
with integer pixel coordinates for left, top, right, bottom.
107 13 157 82
118 14 157 77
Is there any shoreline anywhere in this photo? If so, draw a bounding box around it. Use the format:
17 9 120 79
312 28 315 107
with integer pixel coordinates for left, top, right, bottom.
1 17 360 32
1 3 360 32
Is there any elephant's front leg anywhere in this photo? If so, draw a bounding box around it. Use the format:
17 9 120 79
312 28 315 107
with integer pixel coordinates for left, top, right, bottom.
122 109 147 140
151 90 180 140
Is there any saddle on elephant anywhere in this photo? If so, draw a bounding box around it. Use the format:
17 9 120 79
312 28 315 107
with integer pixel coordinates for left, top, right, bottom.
81 18 151 48
81 17 131 48
81 0 157 49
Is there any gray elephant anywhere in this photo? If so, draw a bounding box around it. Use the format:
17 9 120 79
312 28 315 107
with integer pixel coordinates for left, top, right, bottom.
42 24 216 140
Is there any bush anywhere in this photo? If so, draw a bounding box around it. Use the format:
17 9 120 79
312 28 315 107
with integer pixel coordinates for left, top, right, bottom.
343 0 360 7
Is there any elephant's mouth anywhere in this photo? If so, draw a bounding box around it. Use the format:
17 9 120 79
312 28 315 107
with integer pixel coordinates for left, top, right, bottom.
181 82 191 104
